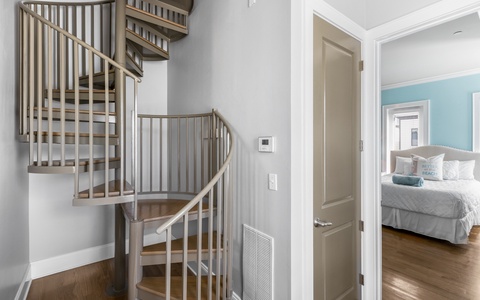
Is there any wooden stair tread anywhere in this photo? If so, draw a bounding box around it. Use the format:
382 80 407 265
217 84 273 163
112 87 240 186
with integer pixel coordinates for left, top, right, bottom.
138 276 223 299
126 5 188 32
33 107 115 116
47 89 115 104
126 28 170 60
123 199 211 223
33 157 120 167
142 232 221 256
78 180 133 199
34 131 118 138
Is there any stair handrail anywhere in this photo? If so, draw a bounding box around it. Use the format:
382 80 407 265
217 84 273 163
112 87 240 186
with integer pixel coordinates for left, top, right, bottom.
155 110 234 234
19 1 141 83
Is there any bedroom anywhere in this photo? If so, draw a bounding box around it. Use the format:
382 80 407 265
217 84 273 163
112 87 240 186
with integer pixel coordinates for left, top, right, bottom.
381 12 480 299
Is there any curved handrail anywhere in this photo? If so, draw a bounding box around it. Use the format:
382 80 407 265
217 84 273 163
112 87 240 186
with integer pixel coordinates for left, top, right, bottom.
19 2 141 83
155 110 234 234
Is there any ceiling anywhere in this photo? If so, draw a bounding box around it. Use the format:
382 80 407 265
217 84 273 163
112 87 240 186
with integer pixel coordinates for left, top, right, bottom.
323 0 442 29
381 13 480 87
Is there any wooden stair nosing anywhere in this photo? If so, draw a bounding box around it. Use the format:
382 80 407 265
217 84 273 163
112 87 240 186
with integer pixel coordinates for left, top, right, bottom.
47 89 115 104
30 131 119 145
127 15 172 42
137 276 224 300
78 69 115 88
122 199 212 223
30 107 116 123
126 5 188 35
126 29 170 60
27 157 121 174
77 180 134 199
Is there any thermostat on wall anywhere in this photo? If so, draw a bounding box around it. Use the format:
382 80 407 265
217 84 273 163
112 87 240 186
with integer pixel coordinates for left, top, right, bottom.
258 136 275 153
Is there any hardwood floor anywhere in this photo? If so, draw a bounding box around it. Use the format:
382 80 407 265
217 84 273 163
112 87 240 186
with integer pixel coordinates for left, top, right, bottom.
383 226 480 300
27 259 185 300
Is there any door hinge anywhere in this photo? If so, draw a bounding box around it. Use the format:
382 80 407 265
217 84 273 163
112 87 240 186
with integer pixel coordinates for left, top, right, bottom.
359 140 364 152
359 60 364 72
359 273 364 285
359 220 364 232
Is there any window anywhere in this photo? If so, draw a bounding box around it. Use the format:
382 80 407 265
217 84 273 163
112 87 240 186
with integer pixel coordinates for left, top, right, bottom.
382 100 430 172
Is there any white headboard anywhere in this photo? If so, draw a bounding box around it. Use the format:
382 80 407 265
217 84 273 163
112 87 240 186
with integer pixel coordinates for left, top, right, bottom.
390 145 480 181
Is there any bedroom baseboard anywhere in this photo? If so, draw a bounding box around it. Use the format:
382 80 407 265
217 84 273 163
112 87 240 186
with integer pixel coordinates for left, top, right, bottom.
31 232 165 279
14 264 31 300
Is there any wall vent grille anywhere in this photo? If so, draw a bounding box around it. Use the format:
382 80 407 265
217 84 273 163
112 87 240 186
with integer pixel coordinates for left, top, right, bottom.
243 224 274 300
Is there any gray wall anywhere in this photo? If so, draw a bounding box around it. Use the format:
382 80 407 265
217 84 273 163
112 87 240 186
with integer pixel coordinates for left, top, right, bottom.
167 0 291 297
0 0 30 298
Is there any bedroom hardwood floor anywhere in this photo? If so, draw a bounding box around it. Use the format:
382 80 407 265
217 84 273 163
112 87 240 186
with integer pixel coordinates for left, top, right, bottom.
383 225 480 300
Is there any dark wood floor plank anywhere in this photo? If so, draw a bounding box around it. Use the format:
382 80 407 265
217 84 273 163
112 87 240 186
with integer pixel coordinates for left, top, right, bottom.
383 226 480 300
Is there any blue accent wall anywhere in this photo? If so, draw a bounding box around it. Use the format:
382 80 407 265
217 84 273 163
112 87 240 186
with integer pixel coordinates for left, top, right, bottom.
382 74 480 151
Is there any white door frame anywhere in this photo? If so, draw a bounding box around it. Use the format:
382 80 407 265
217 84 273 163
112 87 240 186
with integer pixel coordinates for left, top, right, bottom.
292 1 480 300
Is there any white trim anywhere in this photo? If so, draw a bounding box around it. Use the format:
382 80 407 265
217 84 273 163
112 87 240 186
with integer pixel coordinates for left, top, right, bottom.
382 68 480 90
30 232 164 279
369 1 480 299
14 264 31 300
382 100 430 173
473 92 480 152
232 291 242 300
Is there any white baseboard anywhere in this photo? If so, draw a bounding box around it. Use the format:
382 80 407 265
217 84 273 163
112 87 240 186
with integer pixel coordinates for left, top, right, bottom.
14 264 31 300
31 232 165 279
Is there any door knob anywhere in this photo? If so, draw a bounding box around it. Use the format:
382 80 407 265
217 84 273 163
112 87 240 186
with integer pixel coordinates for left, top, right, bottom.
314 218 333 228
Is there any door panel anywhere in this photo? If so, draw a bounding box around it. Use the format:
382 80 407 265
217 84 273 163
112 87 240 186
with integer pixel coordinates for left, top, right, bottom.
313 15 361 300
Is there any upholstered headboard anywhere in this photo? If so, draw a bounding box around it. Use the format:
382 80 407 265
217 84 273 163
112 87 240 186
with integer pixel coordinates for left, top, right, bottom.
390 145 480 181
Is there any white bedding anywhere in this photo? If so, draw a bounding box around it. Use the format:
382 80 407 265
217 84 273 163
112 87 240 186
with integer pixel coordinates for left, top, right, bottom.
382 174 480 219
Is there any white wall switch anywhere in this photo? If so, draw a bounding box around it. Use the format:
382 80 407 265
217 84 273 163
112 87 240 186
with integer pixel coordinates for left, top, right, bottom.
258 136 275 153
248 0 256 7
268 173 277 191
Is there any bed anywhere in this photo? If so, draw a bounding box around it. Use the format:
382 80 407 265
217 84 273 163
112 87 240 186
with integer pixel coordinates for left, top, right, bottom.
382 145 480 244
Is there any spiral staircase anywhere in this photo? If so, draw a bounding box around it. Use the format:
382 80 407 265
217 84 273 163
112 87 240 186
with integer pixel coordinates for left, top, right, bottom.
18 0 234 299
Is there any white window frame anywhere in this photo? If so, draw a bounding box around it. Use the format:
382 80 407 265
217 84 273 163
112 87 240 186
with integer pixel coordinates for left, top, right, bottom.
473 92 480 152
382 100 430 172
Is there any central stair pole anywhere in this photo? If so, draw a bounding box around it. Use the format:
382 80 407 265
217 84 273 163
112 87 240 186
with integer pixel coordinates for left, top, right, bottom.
110 0 128 295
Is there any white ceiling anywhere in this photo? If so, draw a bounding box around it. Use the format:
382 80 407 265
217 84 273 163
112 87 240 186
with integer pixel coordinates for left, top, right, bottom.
381 13 480 87
324 0 442 29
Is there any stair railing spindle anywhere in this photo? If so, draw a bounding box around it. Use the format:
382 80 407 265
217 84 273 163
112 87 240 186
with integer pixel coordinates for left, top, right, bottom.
133 79 138 219
196 197 203 300
186 118 189 192
88 50 94 198
74 41 80 198
139 117 143 193
159 117 163 192
208 189 213 300
149 117 153 191
166 227 172 300
105 60 110 196
182 214 188 300
177 118 180 191
36 19 43 166
28 14 35 165
47 26 53 166
60 30 66 166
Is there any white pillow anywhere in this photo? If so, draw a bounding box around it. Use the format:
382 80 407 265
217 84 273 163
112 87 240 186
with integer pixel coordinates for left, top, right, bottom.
394 156 412 174
443 160 459 180
458 160 475 180
411 153 445 181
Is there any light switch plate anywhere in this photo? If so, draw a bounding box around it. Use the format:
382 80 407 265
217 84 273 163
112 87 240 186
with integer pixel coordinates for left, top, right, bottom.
268 173 277 191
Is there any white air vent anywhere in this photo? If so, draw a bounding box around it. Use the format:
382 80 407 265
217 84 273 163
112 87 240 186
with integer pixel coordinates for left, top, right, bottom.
243 224 274 300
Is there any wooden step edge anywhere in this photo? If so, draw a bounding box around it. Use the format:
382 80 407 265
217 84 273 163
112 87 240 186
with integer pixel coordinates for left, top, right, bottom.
137 276 223 299
126 5 188 33
142 232 221 256
28 157 121 174
122 199 212 223
77 180 134 199
126 29 170 60
34 131 118 138
33 157 121 167
32 107 116 117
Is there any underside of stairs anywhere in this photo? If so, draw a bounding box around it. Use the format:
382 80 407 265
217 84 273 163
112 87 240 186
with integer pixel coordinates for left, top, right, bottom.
19 0 234 298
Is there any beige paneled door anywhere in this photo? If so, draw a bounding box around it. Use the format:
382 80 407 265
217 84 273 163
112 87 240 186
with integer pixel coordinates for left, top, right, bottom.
313 15 362 300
